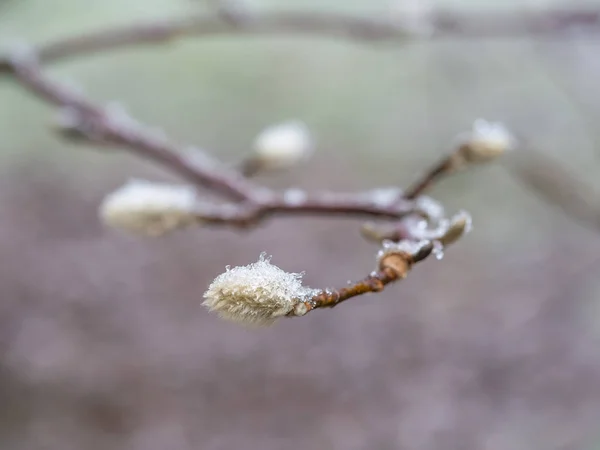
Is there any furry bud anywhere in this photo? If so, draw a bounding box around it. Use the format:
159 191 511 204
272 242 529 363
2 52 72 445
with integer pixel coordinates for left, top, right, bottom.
460 119 516 163
203 253 320 326
251 121 313 171
100 179 198 236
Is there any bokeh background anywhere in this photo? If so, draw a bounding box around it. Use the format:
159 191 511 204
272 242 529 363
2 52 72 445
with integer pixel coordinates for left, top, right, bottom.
2 1 600 449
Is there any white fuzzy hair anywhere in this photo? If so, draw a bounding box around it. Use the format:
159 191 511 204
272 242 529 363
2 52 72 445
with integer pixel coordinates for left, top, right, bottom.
203 253 320 326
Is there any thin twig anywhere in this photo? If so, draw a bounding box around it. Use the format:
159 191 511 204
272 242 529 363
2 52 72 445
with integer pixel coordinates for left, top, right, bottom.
503 146 600 233
404 156 456 200
292 240 435 315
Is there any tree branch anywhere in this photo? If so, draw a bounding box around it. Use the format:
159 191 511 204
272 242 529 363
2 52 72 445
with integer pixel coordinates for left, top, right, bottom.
299 240 435 314
5 49 417 225
6 49 260 202
0 5 534 325
1 7 600 72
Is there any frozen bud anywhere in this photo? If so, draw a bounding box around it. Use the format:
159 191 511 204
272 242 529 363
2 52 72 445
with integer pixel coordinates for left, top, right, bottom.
377 239 433 275
203 253 320 326
252 120 314 171
460 119 516 163
407 210 473 247
100 179 198 236
438 210 473 247
360 221 401 243
414 195 445 223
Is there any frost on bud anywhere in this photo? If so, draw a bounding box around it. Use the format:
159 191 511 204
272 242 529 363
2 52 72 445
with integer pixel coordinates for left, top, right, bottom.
377 239 433 263
203 253 321 326
459 119 516 164
414 195 445 222
408 211 473 248
438 210 473 247
376 239 433 276
251 120 313 171
99 179 198 236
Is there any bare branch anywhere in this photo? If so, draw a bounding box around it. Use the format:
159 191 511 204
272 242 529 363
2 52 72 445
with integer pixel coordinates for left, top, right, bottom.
404 120 516 200
0 5 542 325
1 8 600 72
6 49 262 202
296 239 435 315
5 49 417 228
504 146 600 233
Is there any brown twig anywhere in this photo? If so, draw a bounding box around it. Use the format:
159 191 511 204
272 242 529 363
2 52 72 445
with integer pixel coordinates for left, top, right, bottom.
308 267 407 311
404 156 456 201
291 208 472 316
292 240 435 315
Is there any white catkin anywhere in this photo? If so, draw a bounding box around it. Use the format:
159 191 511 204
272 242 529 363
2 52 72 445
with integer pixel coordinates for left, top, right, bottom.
463 119 516 162
203 253 320 326
99 179 198 236
252 120 314 170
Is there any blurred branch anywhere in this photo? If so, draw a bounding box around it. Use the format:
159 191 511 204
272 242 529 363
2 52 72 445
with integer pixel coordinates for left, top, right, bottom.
1 7 600 72
504 146 600 233
5 49 417 225
0 5 547 326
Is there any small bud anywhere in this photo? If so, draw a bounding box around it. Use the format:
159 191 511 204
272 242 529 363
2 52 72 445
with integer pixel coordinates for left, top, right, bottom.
251 120 313 171
459 119 516 163
438 210 473 247
203 253 320 326
406 210 473 247
99 179 198 236
377 239 432 269
360 221 401 243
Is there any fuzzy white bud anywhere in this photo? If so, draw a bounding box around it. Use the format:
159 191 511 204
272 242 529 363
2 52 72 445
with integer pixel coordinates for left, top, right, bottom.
99 179 198 236
203 253 320 326
252 120 313 170
461 119 516 163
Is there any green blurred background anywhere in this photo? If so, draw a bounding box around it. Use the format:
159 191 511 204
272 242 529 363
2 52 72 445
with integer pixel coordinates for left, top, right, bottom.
2 1 600 449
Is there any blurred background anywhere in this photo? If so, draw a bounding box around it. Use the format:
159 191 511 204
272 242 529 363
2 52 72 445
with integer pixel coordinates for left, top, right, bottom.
2 0 600 449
